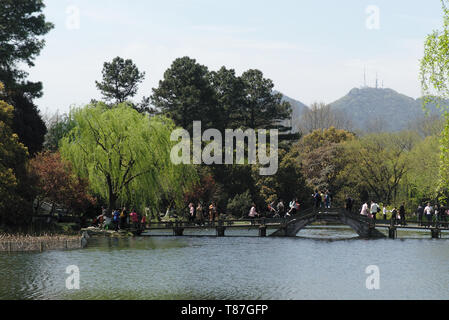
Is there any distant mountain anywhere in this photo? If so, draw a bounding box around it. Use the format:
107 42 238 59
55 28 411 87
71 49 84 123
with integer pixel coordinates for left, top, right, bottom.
329 87 443 132
281 93 309 120
279 93 309 132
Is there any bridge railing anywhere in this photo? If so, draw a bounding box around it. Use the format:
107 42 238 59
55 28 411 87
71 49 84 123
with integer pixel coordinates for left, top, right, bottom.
339 210 449 230
373 218 449 229
144 208 449 232
146 207 321 229
147 218 284 229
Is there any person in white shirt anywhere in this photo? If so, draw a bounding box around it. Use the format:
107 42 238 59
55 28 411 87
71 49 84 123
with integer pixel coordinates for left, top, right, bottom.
383 206 388 220
360 202 369 216
249 204 259 219
370 201 379 220
424 203 433 227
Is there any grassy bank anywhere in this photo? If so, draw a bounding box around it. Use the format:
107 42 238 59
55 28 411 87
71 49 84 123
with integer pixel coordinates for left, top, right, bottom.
0 233 87 253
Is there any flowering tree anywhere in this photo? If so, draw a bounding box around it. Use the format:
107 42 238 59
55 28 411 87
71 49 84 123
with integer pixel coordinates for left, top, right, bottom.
29 151 96 215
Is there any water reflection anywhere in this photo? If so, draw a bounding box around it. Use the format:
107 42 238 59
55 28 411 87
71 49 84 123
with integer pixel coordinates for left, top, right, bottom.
1 227 448 300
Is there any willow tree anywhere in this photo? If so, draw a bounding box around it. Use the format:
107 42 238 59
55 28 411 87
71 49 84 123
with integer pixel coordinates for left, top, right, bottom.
60 103 197 213
420 0 449 199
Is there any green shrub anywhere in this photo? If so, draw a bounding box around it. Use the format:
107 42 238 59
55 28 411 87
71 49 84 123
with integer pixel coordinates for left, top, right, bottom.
226 190 252 218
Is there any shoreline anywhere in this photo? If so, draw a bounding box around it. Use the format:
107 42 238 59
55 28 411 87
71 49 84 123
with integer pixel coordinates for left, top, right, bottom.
0 233 88 253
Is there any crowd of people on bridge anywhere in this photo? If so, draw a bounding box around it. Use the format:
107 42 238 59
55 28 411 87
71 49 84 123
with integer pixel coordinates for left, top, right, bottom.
313 190 333 209
267 198 303 218
416 203 449 227
354 199 449 227
187 202 219 225
186 198 304 225
90 193 449 232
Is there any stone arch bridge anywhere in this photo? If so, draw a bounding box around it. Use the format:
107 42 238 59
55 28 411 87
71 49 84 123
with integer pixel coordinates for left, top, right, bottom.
140 207 447 239
270 208 385 238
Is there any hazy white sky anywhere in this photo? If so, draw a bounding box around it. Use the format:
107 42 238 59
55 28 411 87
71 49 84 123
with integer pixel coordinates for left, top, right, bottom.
27 0 445 115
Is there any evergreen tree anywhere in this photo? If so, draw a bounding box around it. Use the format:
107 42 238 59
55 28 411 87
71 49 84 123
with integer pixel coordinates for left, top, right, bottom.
240 69 292 130
0 89 32 226
0 0 53 154
151 56 217 131
95 57 146 104
208 66 246 131
0 0 53 98
8 92 47 155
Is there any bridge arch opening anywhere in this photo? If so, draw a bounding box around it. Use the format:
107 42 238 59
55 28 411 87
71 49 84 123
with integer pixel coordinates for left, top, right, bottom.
270 208 386 239
295 224 361 240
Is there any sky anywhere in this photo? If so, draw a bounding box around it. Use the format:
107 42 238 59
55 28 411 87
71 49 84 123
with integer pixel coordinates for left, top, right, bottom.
27 0 445 115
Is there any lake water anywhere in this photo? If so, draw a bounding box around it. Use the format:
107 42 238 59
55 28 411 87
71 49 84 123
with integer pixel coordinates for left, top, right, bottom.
1 226 448 300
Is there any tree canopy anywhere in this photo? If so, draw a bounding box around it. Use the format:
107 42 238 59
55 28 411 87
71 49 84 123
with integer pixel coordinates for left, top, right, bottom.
208 66 245 131
420 0 449 200
0 0 52 155
60 103 197 213
338 131 419 204
240 69 291 130
151 57 293 134
0 0 54 98
294 127 355 193
0 97 31 225
406 135 441 202
151 56 216 131
95 56 146 104
8 92 47 155
44 112 76 151
29 151 96 215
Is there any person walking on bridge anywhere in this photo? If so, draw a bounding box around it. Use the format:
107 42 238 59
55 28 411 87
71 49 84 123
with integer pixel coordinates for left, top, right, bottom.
277 200 285 217
382 205 388 220
268 201 277 218
370 201 379 221
288 198 299 216
435 205 441 225
188 203 195 224
360 202 369 216
196 203 204 226
141 214 147 229
443 207 449 228
325 190 332 209
345 196 353 213
417 204 424 226
391 207 398 225
209 202 218 225
249 204 259 225
424 203 433 227
399 203 407 226
320 191 325 208
294 199 300 214
314 191 321 210
440 205 448 227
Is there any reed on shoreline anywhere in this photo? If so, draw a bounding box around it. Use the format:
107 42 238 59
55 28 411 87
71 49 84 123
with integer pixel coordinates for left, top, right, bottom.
0 233 86 253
